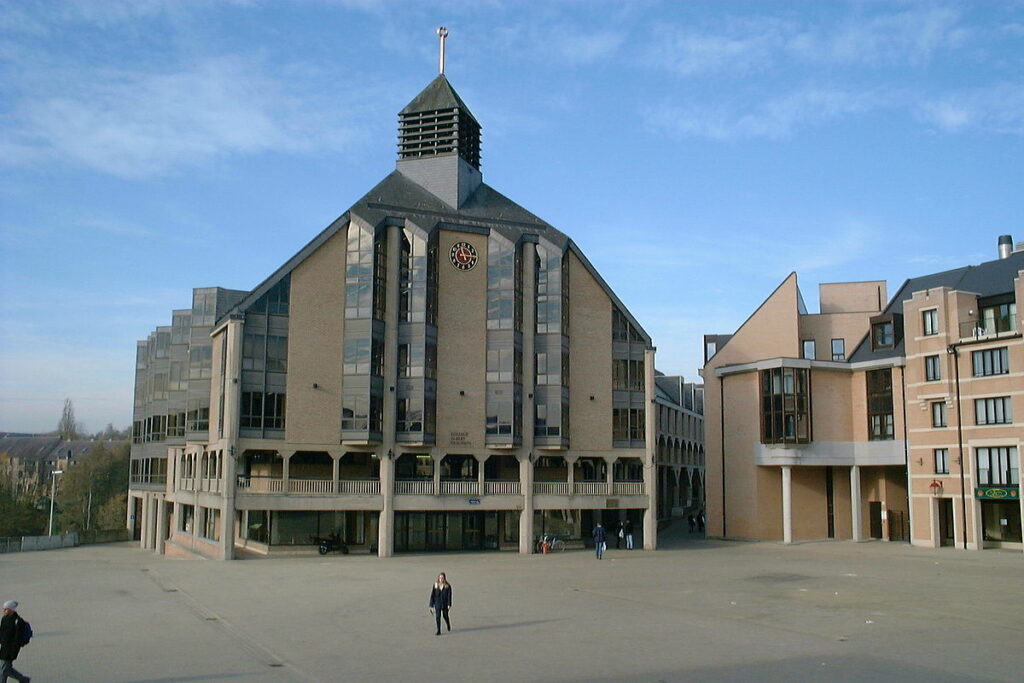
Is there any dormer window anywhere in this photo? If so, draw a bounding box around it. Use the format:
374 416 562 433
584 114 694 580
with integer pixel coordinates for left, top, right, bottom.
872 321 894 348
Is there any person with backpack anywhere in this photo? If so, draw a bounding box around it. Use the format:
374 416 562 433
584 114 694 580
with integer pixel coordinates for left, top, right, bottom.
1 599 31 683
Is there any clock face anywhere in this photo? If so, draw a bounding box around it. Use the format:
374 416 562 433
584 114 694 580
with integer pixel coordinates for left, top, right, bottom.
449 241 478 271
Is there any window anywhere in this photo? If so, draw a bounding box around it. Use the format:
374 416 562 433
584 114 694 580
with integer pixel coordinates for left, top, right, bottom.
922 309 939 336
801 340 815 360
487 236 520 331
972 347 1009 376
934 448 949 475
831 339 845 361
975 397 1012 425
241 392 286 430
612 358 644 391
612 408 645 443
266 335 288 373
979 302 1017 335
872 321 894 349
535 244 565 334
202 507 221 541
341 393 382 432
486 348 521 383
931 401 947 428
760 367 811 444
188 344 212 379
186 399 209 432
705 341 717 361
976 446 1019 485
925 355 941 382
345 225 374 319
396 397 423 433
866 369 894 440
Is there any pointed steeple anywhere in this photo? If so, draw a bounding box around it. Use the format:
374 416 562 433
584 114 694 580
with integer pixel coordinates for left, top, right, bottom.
398 75 481 170
395 30 483 210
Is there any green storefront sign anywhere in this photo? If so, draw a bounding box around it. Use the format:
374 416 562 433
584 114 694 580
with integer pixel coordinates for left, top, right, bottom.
975 486 1020 500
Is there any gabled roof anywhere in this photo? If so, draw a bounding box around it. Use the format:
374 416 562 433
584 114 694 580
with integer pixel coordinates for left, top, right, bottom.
848 251 1024 362
400 75 478 120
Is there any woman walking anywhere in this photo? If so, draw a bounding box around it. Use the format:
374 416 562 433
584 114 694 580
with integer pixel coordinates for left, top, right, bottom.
428 573 453 635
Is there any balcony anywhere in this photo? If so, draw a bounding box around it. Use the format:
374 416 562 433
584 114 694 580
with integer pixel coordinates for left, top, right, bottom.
236 476 381 495
959 314 1017 341
534 482 645 496
395 480 433 495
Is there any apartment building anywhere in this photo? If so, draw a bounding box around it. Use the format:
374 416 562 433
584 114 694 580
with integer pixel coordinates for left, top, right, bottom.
703 237 1022 551
129 68 663 559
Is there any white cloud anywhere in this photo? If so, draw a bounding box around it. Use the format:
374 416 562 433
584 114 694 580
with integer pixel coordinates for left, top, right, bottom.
1 55 369 178
916 83 1024 135
643 86 888 140
643 6 967 76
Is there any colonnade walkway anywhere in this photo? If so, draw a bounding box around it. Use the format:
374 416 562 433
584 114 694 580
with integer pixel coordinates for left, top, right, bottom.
2 527 1021 682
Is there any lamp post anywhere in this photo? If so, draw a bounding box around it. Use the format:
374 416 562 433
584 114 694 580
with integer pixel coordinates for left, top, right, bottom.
48 469 64 536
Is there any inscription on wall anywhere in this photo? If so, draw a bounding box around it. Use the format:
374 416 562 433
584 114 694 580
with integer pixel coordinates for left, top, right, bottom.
449 431 472 447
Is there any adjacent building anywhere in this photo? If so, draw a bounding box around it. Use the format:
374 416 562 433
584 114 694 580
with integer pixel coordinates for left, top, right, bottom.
129 68 666 559
703 237 1023 551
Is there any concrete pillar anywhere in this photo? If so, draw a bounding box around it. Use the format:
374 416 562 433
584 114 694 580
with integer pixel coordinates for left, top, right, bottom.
782 465 793 544
519 454 534 554
155 497 167 555
378 222 401 559
643 347 657 550
928 497 941 549
476 454 486 496
331 453 341 494
850 465 863 541
968 497 983 551
433 453 443 496
565 454 577 493
139 494 151 549
219 316 244 560
378 452 395 557
282 451 291 485
606 456 615 487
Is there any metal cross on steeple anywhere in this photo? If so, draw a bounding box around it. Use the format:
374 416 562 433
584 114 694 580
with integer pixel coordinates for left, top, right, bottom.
437 26 449 75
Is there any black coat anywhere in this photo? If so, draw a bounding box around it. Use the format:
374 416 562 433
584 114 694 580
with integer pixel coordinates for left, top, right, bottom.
429 584 452 610
0 612 22 661
592 525 607 543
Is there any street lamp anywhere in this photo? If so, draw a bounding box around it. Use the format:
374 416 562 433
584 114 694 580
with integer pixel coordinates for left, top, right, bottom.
48 469 64 537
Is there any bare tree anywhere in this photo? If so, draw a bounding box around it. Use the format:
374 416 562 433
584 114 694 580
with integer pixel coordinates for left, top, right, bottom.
58 398 79 440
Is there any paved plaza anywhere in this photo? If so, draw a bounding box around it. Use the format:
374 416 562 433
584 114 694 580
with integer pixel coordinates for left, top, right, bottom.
2 525 1021 682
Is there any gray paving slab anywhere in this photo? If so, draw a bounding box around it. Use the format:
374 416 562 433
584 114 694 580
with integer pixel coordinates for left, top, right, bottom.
1 525 1021 682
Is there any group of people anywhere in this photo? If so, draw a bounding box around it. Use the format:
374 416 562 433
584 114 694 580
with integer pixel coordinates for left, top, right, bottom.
1 599 30 683
590 519 634 559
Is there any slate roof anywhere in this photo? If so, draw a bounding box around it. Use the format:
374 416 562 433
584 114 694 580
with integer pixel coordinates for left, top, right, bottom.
0 437 102 463
849 251 1024 362
399 75 478 121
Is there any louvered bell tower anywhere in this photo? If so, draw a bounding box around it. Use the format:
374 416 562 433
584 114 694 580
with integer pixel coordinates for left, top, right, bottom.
396 32 483 210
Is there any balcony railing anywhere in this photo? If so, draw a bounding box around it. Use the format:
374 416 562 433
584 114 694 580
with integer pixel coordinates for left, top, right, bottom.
288 478 334 494
337 480 380 495
439 480 478 496
534 482 570 496
612 482 644 496
483 480 520 495
395 480 433 495
573 481 609 496
959 314 1017 341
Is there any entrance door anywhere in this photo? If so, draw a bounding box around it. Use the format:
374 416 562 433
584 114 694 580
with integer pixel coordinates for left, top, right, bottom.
426 513 446 551
132 498 142 541
868 502 883 539
938 498 955 546
981 501 1023 544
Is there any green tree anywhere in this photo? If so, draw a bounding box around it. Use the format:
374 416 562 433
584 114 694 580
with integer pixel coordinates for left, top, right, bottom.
55 441 130 532
0 482 47 537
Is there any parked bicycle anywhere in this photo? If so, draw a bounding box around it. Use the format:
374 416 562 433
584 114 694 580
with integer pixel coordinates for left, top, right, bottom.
311 531 349 555
535 534 565 554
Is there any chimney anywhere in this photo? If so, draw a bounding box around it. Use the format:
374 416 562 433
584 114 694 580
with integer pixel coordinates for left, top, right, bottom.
998 235 1013 260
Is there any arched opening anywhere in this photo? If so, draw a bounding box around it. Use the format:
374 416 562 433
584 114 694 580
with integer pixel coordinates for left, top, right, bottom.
574 457 607 482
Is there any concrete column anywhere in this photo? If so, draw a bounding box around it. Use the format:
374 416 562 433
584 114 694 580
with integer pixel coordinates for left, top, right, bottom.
139 494 151 549
521 240 537 463
643 348 658 549
282 452 291 485
433 453 443 496
928 497 941 549
565 454 577 493
782 465 793 544
378 452 395 557
155 497 167 555
476 455 486 496
606 456 615 487
379 222 401 557
968 497 983 551
331 453 341 495
519 454 534 554
850 465 863 542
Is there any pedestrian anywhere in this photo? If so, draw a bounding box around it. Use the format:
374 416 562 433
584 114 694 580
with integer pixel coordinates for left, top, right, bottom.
624 518 634 550
616 520 624 549
428 572 453 636
1 600 30 683
697 510 705 532
687 514 696 532
592 522 607 559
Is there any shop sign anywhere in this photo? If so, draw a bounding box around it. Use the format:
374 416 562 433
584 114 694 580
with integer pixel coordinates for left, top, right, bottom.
975 486 1020 500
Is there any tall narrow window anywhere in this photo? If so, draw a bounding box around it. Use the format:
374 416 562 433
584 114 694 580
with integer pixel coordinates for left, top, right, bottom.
924 355 941 382
345 225 374 319
760 367 811 444
831 339 845 361
922 309 939 336
866 369 894 440
872 321 894 349
931 401 948 428
934 448 949 475
801 340 815 360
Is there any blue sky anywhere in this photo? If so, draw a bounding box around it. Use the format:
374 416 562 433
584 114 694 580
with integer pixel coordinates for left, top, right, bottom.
1 0 1022 433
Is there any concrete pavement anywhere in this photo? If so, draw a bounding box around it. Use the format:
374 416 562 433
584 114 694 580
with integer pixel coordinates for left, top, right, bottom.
2 525 1021 682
